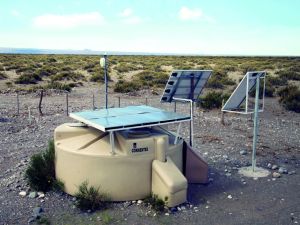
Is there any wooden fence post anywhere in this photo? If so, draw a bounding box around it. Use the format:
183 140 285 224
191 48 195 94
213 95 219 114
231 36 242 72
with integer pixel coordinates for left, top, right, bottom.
66 92 69 115
92 94 95 110
17 92 20 116
221 99 225 125
38 90 43 116
118 96 120 107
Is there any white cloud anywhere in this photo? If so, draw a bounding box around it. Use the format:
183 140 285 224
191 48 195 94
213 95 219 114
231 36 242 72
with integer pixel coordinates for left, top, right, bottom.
120 8 133 17
32 12 104 29
123 16 142 25
11 9 20 17
119 8 142 25
179 7 203 21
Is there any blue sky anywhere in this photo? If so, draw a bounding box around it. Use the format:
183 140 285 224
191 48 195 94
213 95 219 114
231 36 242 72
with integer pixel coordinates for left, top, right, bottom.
0 0 299 55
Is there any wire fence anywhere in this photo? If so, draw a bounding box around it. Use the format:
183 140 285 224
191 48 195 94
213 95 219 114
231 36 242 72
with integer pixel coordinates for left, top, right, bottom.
0 90 194 119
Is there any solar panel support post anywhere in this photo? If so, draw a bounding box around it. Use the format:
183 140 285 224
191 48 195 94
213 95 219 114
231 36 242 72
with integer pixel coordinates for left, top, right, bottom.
252 76 260 172
174 122 182 145
173 97 194 147
110 131 115 155
190 101 194 147
104 54 108 109
245 73 249 114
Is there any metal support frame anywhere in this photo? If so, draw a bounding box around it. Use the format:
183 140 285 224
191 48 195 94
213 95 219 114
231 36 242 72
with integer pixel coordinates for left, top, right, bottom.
104 54 108 109
173 97 194 147
251 76 260 172
109 131 115 155
174 122 182 145
245 73 249 114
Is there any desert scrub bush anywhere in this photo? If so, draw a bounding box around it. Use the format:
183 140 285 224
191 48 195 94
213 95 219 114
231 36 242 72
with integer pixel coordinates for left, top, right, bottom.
114 62 140 73
0 71 7 79
75 181 109 211
143 194 167 212
46 82 72 92
50 71 83 82
5 81 13 88
268 75 288 86
199 91 230 109
249 81 275 98
25 140 59 192
15 73 42 84
114 80 141 93
207 71 235 89
134 71 169 88
277 85 300 113
90 73 105 82
276 70 300 81
35 66 58 77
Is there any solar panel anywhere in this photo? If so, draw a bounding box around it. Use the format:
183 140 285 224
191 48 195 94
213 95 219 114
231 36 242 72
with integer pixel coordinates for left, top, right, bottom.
69 105 191 132
160 70 212 103
222 71 266 114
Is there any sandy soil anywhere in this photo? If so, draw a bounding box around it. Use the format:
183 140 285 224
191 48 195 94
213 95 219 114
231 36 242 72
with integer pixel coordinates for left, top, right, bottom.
0 86 299 225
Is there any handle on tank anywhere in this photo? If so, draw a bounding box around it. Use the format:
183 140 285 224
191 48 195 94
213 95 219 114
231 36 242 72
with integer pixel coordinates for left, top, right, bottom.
155 137 166 162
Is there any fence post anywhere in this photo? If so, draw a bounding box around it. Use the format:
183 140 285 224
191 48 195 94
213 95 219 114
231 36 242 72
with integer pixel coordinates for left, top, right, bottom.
38 90 43 116
145 97 148 106
28 106 32 124
118 96 120 107
17 92 20 116
221 99 225 125
174 101 177 112
92 94 95 110
66 92 69 116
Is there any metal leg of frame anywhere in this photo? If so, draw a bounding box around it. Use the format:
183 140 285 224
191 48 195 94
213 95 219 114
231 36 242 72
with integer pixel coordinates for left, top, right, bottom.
174 122 182 145
252 76 260 172
190 101 194 147
110 131 115 155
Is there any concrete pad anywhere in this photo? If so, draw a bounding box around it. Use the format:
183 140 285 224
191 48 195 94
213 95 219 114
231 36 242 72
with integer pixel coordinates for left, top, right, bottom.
238 166 270 178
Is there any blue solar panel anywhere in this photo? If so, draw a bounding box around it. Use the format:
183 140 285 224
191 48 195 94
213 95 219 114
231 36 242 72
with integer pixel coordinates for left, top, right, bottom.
222 71 266 113
161 70 212 103
70 105 191 132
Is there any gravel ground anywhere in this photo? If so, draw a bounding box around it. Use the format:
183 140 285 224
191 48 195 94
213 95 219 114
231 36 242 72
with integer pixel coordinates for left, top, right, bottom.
0 86 299 225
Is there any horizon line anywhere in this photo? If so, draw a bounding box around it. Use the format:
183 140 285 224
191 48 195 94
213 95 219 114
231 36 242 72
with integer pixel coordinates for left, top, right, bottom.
0 47 299 57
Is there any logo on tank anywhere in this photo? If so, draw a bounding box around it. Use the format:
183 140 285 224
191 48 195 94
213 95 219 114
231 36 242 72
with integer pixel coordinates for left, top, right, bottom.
131 143 148 153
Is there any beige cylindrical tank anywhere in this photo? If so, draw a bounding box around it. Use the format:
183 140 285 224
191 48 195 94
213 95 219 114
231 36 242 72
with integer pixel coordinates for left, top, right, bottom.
54 123 183 201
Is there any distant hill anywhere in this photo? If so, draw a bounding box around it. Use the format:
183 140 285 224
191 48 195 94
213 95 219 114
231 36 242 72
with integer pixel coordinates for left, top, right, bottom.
0 47 184 56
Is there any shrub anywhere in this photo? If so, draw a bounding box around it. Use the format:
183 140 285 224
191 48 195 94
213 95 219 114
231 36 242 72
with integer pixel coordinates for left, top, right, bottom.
90 73 105 82
5 81 13 88
114 80 141 93
249 82 275 98
199 91 230 109
50 71 83 82
276 70 300 81
75 181 109 211
25 140 57 192
114 62 139 73
133 70 169 88
0 71 7 79
268 76 288 86
46 82 72 92
277 85 300 113
143 194 167 212
206 71 235 89
15 73 42 84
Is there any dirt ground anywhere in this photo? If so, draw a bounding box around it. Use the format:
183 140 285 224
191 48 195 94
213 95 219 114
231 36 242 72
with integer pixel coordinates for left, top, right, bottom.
0 86 299 225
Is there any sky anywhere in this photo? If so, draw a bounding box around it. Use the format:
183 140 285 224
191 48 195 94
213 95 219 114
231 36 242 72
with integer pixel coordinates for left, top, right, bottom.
0 0 299 55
